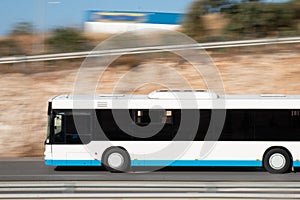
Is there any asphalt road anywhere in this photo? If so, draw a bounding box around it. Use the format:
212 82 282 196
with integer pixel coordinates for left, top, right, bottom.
2 158 300 181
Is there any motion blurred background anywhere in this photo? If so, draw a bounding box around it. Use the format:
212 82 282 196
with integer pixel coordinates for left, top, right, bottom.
0 0 300 157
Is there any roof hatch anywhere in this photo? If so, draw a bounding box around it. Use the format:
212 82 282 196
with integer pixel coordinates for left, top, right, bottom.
148 90 218 99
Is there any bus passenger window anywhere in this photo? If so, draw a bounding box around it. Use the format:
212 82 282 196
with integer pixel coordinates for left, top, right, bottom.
134 110 172 125
163 110 173 124
137 110 143 123
291 110 300 116
134 110 150 125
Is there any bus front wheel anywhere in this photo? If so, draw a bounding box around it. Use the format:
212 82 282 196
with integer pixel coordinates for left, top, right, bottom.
102 147 131 172
263 148 291 174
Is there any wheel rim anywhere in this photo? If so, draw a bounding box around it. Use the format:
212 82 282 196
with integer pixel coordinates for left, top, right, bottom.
269 153 286 170
108 153 124 169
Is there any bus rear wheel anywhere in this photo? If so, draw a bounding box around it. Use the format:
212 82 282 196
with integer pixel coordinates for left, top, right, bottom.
263 148 291 174
102 147 131 172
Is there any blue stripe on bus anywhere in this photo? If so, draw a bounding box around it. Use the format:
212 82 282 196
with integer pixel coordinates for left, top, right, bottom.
45 159 101 166
293 161 300 167
45 159 262 167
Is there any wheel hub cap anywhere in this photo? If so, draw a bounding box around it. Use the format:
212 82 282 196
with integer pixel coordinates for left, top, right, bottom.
269 153 286 170
108 153 124 168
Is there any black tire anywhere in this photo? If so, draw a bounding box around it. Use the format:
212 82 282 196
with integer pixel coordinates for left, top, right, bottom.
263 148 291 174
102 147 131 172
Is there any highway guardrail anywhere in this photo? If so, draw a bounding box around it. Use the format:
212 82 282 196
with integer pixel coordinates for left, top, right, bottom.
0 37 299 64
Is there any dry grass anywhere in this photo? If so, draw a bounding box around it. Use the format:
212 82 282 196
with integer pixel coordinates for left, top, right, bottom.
84 32 112 44
110 56 143 68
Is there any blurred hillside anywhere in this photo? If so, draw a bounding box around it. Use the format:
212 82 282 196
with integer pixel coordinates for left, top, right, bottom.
0 43 300 157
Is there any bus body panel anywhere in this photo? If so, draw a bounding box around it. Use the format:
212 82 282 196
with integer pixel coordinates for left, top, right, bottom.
45 141 300 167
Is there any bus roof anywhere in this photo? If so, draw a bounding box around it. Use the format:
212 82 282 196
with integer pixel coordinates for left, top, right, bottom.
49 90 300 109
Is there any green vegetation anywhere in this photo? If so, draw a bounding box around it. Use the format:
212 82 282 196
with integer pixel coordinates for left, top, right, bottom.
225 2 297 38
182 1 207 42
183 0 300 41
294 1 300 20
47 28 93 53
10 22 34 35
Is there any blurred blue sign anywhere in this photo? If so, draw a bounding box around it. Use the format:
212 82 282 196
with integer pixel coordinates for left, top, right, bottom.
92 12 147 23
86 11 184 25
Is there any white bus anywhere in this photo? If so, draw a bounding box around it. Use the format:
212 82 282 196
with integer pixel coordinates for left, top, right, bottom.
44 90 300 173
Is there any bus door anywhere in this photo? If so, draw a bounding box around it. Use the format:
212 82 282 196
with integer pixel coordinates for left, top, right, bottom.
51 113 66 162
51 112 92 163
